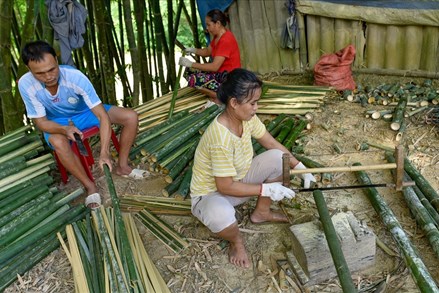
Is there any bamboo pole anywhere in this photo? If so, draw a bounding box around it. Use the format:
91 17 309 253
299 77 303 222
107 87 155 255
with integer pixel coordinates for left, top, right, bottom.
403 157 439 212
354 164 439 292
313 190 357 293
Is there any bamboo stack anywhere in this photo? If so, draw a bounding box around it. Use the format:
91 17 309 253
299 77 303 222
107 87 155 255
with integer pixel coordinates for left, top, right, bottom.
58 209 171 292
130 81 326 199
0 126 89 291
58 166 174 292
258 81 330 115
133 87 208 132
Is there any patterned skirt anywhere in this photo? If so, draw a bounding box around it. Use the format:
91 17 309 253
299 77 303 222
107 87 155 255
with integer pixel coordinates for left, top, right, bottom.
184 69 228 92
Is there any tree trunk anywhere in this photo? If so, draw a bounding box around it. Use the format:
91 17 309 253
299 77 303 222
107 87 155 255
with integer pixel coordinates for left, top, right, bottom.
134 0 153 103
122 0 140 106
151 0 169 95
93 0 117 105
1 0 27 133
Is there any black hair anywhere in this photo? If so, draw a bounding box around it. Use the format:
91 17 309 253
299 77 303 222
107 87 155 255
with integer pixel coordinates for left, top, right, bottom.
21 40 56 66
206 9 228 27
217 68 263 105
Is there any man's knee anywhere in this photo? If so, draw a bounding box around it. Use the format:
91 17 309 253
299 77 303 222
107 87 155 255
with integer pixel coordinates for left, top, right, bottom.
49 134 71 153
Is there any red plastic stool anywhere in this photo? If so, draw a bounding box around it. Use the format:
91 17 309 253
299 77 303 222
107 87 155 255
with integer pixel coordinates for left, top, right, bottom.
54 126 120 183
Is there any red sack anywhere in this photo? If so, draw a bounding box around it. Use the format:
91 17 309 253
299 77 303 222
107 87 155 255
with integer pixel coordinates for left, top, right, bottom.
313 45 356 90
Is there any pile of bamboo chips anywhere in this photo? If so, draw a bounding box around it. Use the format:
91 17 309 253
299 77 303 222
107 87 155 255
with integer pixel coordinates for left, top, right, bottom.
342 80 439 141
0 126 87 291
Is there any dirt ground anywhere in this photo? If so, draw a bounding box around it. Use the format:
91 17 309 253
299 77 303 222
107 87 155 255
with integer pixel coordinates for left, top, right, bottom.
4 73 439 293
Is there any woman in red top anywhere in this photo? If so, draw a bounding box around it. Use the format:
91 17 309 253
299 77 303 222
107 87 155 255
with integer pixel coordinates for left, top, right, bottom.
179 9 241 104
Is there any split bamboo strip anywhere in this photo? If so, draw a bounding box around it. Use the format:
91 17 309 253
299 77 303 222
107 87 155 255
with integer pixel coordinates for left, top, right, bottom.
103 165 140 288
256 109 312 115
136 208 190 253
258 103 320 109
354 164 439 292
263 81 330 92
58 226 90 293
135 87 195 113
124 214 171 293
92 208 129 291
289 163 396 176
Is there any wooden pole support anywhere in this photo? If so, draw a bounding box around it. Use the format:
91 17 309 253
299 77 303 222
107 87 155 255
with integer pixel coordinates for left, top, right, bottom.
283 146 414 191
289 163 397 175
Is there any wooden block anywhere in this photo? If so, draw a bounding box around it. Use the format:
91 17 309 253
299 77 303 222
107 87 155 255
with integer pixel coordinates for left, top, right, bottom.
288 211 375 286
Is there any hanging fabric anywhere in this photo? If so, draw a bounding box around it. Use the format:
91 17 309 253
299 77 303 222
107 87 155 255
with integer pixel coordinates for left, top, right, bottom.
45 0 87 66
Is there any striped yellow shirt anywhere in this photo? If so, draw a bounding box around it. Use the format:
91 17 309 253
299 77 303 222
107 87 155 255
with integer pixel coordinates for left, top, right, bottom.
190 114 266 197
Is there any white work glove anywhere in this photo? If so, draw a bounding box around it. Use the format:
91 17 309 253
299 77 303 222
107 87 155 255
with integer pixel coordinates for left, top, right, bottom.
260 182 295 201
184 47 196 55
294 162 316 188
178 57 194 68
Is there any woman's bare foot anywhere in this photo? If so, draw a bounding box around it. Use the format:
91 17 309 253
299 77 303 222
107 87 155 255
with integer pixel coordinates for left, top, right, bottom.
249 210 288 224
229 241 251 268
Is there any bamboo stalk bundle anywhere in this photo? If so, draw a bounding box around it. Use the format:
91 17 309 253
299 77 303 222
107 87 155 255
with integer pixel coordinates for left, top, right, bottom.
354 164 439 292
257 81 331 115
135 87 209 128
120 195 191 214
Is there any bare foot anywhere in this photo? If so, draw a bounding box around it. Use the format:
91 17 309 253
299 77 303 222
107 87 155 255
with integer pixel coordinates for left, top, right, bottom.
114 165 132 176
250 210 289 224
229 241 251 268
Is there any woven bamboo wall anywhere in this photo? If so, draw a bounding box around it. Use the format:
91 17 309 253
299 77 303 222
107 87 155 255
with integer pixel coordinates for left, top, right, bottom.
227 0 439 75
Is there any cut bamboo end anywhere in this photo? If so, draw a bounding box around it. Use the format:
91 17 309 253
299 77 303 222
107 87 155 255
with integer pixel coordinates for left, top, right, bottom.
371 112 381 119
390 122 401 131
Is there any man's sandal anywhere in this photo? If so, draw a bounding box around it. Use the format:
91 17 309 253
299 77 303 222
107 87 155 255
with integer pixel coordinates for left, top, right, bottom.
85 193 102 210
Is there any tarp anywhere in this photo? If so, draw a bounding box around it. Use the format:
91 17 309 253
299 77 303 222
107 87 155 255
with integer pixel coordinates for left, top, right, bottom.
196 0 235 29
196 0 234 45
296 0 439 26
